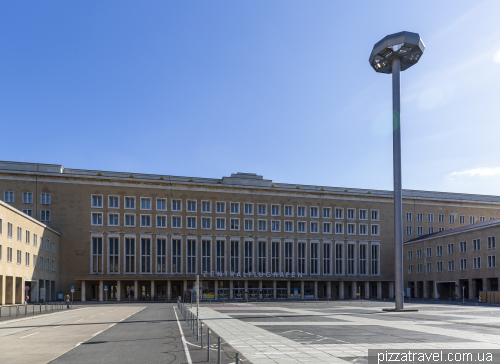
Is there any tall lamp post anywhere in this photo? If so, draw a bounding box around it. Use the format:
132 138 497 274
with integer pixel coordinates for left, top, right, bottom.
369 32 425 311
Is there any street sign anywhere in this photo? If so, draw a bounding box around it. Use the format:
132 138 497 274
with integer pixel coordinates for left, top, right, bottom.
71 288 75 293
25 286 30 291
71 286 74 290
104 286 108 291
127 287 131 291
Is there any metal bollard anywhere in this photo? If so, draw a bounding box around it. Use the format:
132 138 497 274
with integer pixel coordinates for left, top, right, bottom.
25 305 27 316
207 328 211 361
193 316 196 336
197 319 199 341
201 323 204 348
218 337 221 364
9 306 11 317
236 352 240 363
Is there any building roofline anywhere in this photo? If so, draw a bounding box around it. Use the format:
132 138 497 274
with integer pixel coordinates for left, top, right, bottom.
0 200 62 236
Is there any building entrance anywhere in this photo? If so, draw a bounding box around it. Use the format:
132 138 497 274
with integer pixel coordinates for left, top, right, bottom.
157 285 167 299
141 285 151 300
172 284 182 301
91 285 99 300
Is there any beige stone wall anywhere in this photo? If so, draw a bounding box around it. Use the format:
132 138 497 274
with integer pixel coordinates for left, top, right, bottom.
0 200 60 304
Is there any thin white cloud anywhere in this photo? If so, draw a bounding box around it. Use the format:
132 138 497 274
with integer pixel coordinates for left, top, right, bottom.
451 167 500 177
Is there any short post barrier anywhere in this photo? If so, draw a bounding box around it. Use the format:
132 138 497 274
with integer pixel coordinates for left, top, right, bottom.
235 352 240 363
40 304 42 313
207 328 211 361
25 305 27 316
200 323 203 348
16 306 19 317
217 337 221 364
9 306 12 317
193 315 196 336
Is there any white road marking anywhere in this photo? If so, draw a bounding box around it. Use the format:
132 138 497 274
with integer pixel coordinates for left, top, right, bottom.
53 325 64 329
92 330 103 337
75 319 83 322
174 307 193 364
109 323 116 328
75 342 83 347
20 332 40 339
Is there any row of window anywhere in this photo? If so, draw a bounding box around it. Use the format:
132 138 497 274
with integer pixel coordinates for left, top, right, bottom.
408 255 497 274
90 213 381 235
0 246 56 271
407 237 496 260
0 219 56 253
90 195 381 220
90 236 380 276
3 191 51 204
405 212 495 224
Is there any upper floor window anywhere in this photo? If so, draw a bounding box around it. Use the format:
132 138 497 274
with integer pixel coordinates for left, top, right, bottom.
335 208 343 219
172 200 181 211
459 215 465 224
41 193 51 205
310 207 318 218
371 210 379 221
257 204 266 215
125 197 135 209
438 214 445 223
91 195 103 208
473 239 481 251
202 201 211 213
141 198 151 210
157 199 167 211
488 236 496 249
4 191 14 203
244 203 253 215
416 213 423 222
447 243 454 255
323 208 331 218
449 214 455 224
347 209 355 219
297 206 305 217
216 202 225 213
109 196 119 208
271 205 280 216
405 212 412 222
470 216 475 224
230 202 239 214
285 206 293 216
23 192 33 204
40 210 50 222
359 209 367 220
187 200 197 212
92 212 103 225
427 213 434 223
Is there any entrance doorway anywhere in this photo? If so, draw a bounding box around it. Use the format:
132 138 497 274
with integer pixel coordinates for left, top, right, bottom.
141 285 151 300
172 283 182 301
157 285 167 299
91 285 99 300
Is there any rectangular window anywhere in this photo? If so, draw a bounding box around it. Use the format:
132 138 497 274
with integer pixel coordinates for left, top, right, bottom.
285 242 293 273
92 237 103 273
51 242 55 254
335 208 343 219
172 200 181 211
4 191 14 203
16 250 21 264
406 226 412 235
244 241 253 273
41 193 51 205
473 239 481 251
45 257 50 270
426 247 432 257
46 239 50 252
417 226 423 235
488 255 496 268
437 261 443 272
323 222 331 233
202 217 211 229
347 223 355 235
216 240 225 273
371 245 379 275
416 249 422 259
109 196 119 208
216 218 225 230
257 204 266 215
202 201 211 213
459 215 465 224
417 263 422 274
201 240 211 273
359 244 367 275
172 216 181 228
437 245 443 256
408 265 413 274
109 237 119 273
216 202 225 213
258 242 267 273
427 213 434 223
297 222 305 233
438 214 444 223
459 241 467 253
230 203 239 214
258 220 267 231
408 250 413 260
244 203 253 214
92 195 103 208
323 243 331 274
140 238 151 274
141 198 151 210
297 206 305 217
187 217 196 229
244 219 253 231
284 206 293 216
323 208 331 218
17 226 22 242
427 227 434 234
310 207 318 218
297 242 305 274
488 236 496 249
23 192 33 204
125 197 135 209
157 239 167 273
230 218 239 230
359 209 367 220
480 216 486 222
125 238 135 273
39 255 43 269
271 242 280 273
22 209 32 217
335 223 343 234
6 247 13 263
448 260 455 271
470 216 475 224
460 258 467 270
371 224 379 236
473 257 481 269
40 210 50 222
157 215 167 228
359 224 367 235
346 208 355 219
271 205 280 216
186 239 196 274
125 214 135 227
335 243 343 275
347 244 355 275
157 199 167 211
25 252 30 266
172 239 182 273
33 254 37 267
371 210 379 221
449 215 455 224
310 222 318 233
109 213 119 226
438 227 445 232
417 213 423 222
33 233 37 247
141 215 151 227
405 212 412 221
187 200 196 212
25 230 30 245
230 241 239 273
272 220 281 232
310 243 318 274
447 243 454 254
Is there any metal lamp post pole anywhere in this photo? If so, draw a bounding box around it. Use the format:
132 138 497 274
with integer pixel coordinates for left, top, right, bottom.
392 56 404 311
196 274 200 340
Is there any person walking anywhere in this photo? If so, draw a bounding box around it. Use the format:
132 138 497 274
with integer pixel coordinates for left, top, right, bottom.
64 293 71 309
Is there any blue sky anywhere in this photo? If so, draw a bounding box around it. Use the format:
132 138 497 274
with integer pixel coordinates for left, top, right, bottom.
1 1 500 194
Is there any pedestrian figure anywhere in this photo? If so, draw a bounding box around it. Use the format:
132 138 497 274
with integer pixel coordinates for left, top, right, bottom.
65 293 71 309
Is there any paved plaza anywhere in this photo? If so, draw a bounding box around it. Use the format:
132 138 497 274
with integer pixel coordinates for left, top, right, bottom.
194 301 500 364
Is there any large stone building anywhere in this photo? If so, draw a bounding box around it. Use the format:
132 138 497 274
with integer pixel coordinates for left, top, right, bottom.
0 199 60 304
404 219 499 300
1 160 500 302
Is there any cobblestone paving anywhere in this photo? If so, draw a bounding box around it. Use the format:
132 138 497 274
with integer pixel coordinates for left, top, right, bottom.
192 301 500 364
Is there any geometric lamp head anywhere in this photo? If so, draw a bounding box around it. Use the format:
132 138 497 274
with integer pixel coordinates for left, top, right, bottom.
369 31 425 74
